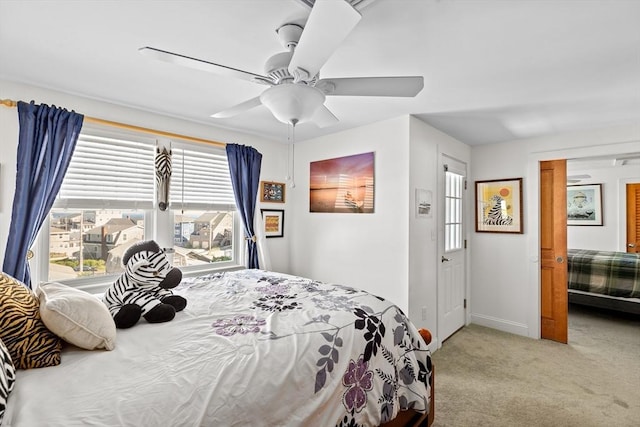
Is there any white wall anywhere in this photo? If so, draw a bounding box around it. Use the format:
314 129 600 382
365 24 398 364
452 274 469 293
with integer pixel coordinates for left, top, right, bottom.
408 117 471 346
288 115 469 346
408 118 439 336
0 80 290 272
566 162 640 251
471 123 640 338
289 115 411 313
470 140 532 336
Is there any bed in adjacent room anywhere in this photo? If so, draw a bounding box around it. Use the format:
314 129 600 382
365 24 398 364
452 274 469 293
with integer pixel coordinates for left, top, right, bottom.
567 249 640 314
1 269 433 427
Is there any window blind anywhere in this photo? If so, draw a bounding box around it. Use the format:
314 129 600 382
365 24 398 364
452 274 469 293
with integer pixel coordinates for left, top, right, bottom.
56 133 156 209
170 145 236 210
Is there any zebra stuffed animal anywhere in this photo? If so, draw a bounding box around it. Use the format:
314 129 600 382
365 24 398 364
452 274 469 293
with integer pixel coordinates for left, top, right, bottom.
103 240 187 329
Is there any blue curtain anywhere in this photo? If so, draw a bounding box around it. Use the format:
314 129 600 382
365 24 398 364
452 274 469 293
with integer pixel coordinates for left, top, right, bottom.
226 144 262 269
3 101 84 287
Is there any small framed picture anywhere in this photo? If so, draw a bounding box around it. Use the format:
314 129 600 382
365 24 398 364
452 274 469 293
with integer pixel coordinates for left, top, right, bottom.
567 184 603 226
261 209 284 238
260 181 285 203
416 188 432 218
475 178 523 233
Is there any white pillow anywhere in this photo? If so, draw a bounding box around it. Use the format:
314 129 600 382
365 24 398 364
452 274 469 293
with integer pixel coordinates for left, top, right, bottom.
37 282 116 351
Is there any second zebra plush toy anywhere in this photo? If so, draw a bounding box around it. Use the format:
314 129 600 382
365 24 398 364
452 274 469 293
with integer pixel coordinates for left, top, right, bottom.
103 240 187 329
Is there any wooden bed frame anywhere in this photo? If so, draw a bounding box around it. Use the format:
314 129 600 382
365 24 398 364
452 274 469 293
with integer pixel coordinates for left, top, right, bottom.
381 328 435 427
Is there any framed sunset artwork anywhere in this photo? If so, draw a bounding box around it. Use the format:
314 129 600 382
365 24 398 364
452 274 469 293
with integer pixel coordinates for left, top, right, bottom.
309 152 374 214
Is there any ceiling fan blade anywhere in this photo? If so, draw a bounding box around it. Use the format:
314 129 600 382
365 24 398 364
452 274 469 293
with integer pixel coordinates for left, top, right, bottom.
139 47 270 85
317 76 424 97
313 105 339 128
211 97 263 119
288 0 361 82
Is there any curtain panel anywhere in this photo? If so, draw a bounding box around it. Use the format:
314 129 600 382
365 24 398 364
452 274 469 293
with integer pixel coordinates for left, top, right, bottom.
3 101 84 287
226 144 262 269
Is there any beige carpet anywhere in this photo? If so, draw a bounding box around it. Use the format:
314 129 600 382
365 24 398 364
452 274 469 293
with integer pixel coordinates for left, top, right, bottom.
430 304 640 427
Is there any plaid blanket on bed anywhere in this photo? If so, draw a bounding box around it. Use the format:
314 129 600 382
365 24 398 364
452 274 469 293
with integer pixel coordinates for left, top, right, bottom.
568 249 640 298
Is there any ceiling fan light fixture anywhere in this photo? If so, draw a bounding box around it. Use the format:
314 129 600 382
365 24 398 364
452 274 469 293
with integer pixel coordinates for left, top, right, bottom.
260 84 325 125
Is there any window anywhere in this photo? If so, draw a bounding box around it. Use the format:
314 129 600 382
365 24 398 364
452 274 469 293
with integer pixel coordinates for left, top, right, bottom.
170 144 237 268
445 170 464 252
40 126 239 287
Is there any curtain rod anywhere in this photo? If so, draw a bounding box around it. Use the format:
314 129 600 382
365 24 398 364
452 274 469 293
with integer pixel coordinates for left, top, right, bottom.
0 98 226 148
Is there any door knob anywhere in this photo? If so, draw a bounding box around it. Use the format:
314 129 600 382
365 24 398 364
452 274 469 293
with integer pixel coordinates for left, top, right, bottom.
441 256 451 262
629 243 637 248
556 256 564 263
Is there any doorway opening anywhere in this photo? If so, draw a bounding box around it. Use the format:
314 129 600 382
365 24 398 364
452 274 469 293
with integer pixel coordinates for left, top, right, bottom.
539 153 640 343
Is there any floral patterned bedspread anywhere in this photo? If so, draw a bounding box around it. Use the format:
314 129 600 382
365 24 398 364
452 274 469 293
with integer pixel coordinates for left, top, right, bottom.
177 269 433 426
4 269 432 427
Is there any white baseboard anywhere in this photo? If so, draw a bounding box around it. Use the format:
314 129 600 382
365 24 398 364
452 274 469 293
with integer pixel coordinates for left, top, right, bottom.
470 313 529 337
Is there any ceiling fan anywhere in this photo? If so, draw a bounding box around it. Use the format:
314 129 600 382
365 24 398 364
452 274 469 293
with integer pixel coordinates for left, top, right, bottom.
139 0 423 128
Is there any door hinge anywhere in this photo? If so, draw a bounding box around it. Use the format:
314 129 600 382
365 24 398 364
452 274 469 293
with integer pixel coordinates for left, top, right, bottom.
464 299 467 309
464 179 467 190
464 239 467 249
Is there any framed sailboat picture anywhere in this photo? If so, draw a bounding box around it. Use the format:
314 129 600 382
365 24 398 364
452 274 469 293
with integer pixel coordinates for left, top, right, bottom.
567 184 603 226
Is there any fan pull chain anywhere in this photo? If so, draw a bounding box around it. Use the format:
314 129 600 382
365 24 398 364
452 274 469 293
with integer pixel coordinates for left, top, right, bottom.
181 148 185 215
286 123 296 188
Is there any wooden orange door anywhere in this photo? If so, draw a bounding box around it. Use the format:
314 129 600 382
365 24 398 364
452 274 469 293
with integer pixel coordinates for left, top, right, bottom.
627 183 640 253
540 160 568 343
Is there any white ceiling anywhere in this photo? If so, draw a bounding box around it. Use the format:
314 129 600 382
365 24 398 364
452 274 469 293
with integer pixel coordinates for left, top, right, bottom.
1 0 639 146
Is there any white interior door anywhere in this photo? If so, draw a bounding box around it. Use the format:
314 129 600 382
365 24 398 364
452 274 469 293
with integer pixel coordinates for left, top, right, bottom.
438 155 467 342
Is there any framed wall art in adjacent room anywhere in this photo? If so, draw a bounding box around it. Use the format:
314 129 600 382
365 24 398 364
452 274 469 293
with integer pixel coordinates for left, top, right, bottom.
567 183 603 226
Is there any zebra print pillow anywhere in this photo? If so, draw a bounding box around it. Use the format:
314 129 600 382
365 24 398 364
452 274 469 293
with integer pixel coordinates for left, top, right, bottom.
1 337 16 425
0 272 62 369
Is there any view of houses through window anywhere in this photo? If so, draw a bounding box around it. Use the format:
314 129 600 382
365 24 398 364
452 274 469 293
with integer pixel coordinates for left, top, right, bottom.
48 208 234 281
49 209 144 280
172 210 233 268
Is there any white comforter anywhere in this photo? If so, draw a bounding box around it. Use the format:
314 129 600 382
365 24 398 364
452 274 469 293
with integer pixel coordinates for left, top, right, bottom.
4 269 431 427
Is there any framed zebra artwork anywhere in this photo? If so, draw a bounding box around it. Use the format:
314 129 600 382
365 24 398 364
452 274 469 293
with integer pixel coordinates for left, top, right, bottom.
475 178 523 233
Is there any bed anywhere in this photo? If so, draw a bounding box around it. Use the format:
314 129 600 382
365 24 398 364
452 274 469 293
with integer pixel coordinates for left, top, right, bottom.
2 269 433 427
567 249 640 314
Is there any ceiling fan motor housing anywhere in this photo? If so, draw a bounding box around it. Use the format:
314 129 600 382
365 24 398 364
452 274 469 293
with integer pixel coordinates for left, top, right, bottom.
264 51 295 84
